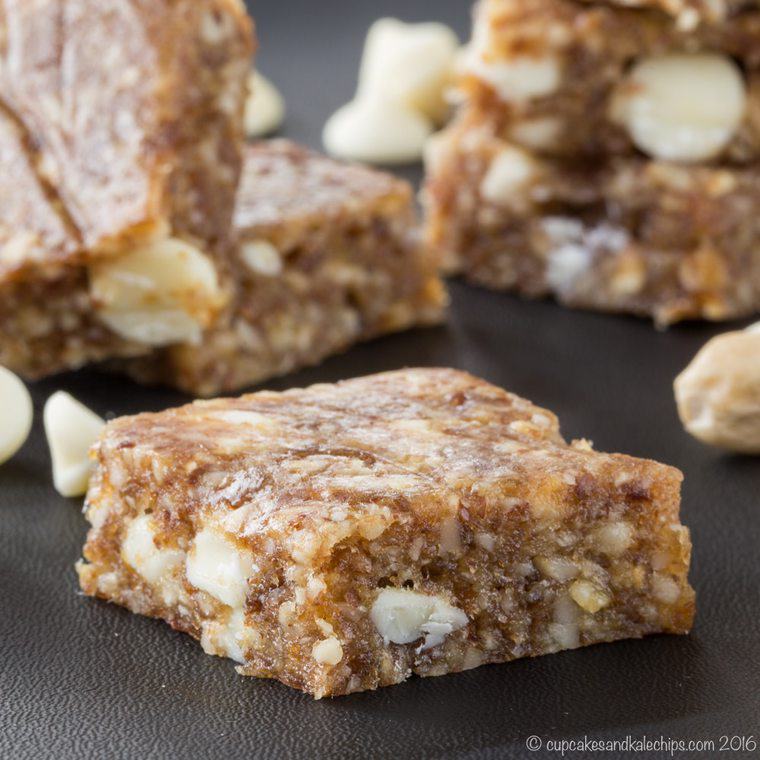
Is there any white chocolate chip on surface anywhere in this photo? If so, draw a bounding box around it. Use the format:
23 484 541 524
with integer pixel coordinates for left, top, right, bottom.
370 588 468 651
480 146 539 205
358 18 459 125
323 95 433 165
0 366 33 465
245 71 285 138
612 53 747 162
43 391 105 497
674 327 760 453
186 527 257 608
90 237 223 347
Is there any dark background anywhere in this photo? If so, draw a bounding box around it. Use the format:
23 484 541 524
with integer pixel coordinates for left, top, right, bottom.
2 1 759 758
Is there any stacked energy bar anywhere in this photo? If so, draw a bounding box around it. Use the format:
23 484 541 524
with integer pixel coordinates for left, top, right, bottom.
425 0 760 325
0 0 254 376
0 1 445 395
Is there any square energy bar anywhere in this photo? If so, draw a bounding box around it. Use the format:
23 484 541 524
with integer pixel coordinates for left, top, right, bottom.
0 0 254 378
424 113 760 325
122 141 447 396
457 0 760 163
77 369 695 698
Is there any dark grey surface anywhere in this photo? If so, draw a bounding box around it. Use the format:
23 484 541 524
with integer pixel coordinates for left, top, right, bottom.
2 1 760 758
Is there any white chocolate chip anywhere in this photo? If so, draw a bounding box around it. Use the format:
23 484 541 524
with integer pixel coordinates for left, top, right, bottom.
464 53 561 102
0 366 33 465
43 391 105 497
509 117 563 152
674 327 760 453
240 239 283 277
90 237 223 347
359 18 459 125
323 95 433 165
122 514 184 593
312 636 344 666
480 146 538 205
244 71 285 138
612 53 747 162
186 527 257 608
370 588 468 650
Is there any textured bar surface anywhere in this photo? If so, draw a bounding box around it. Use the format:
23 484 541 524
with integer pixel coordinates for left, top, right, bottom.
77 368 695 698
0 0 254 377
123 141 447 396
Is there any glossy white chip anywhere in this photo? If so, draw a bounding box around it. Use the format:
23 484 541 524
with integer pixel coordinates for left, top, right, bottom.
245 71 285 138
43 392 105 497
359 18 459 124
323 96 433 165
0 366 33 465
613 53 747 162
90 237 222 347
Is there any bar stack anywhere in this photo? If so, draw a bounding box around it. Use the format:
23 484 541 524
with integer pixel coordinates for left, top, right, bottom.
0 1 445 395
425 0 760 325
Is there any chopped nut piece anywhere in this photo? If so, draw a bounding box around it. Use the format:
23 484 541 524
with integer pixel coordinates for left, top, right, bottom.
534 556 579 582
674 326 760 453
239 239 283 277
312 637 344 666
570 580 611 614
592 522 634 557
